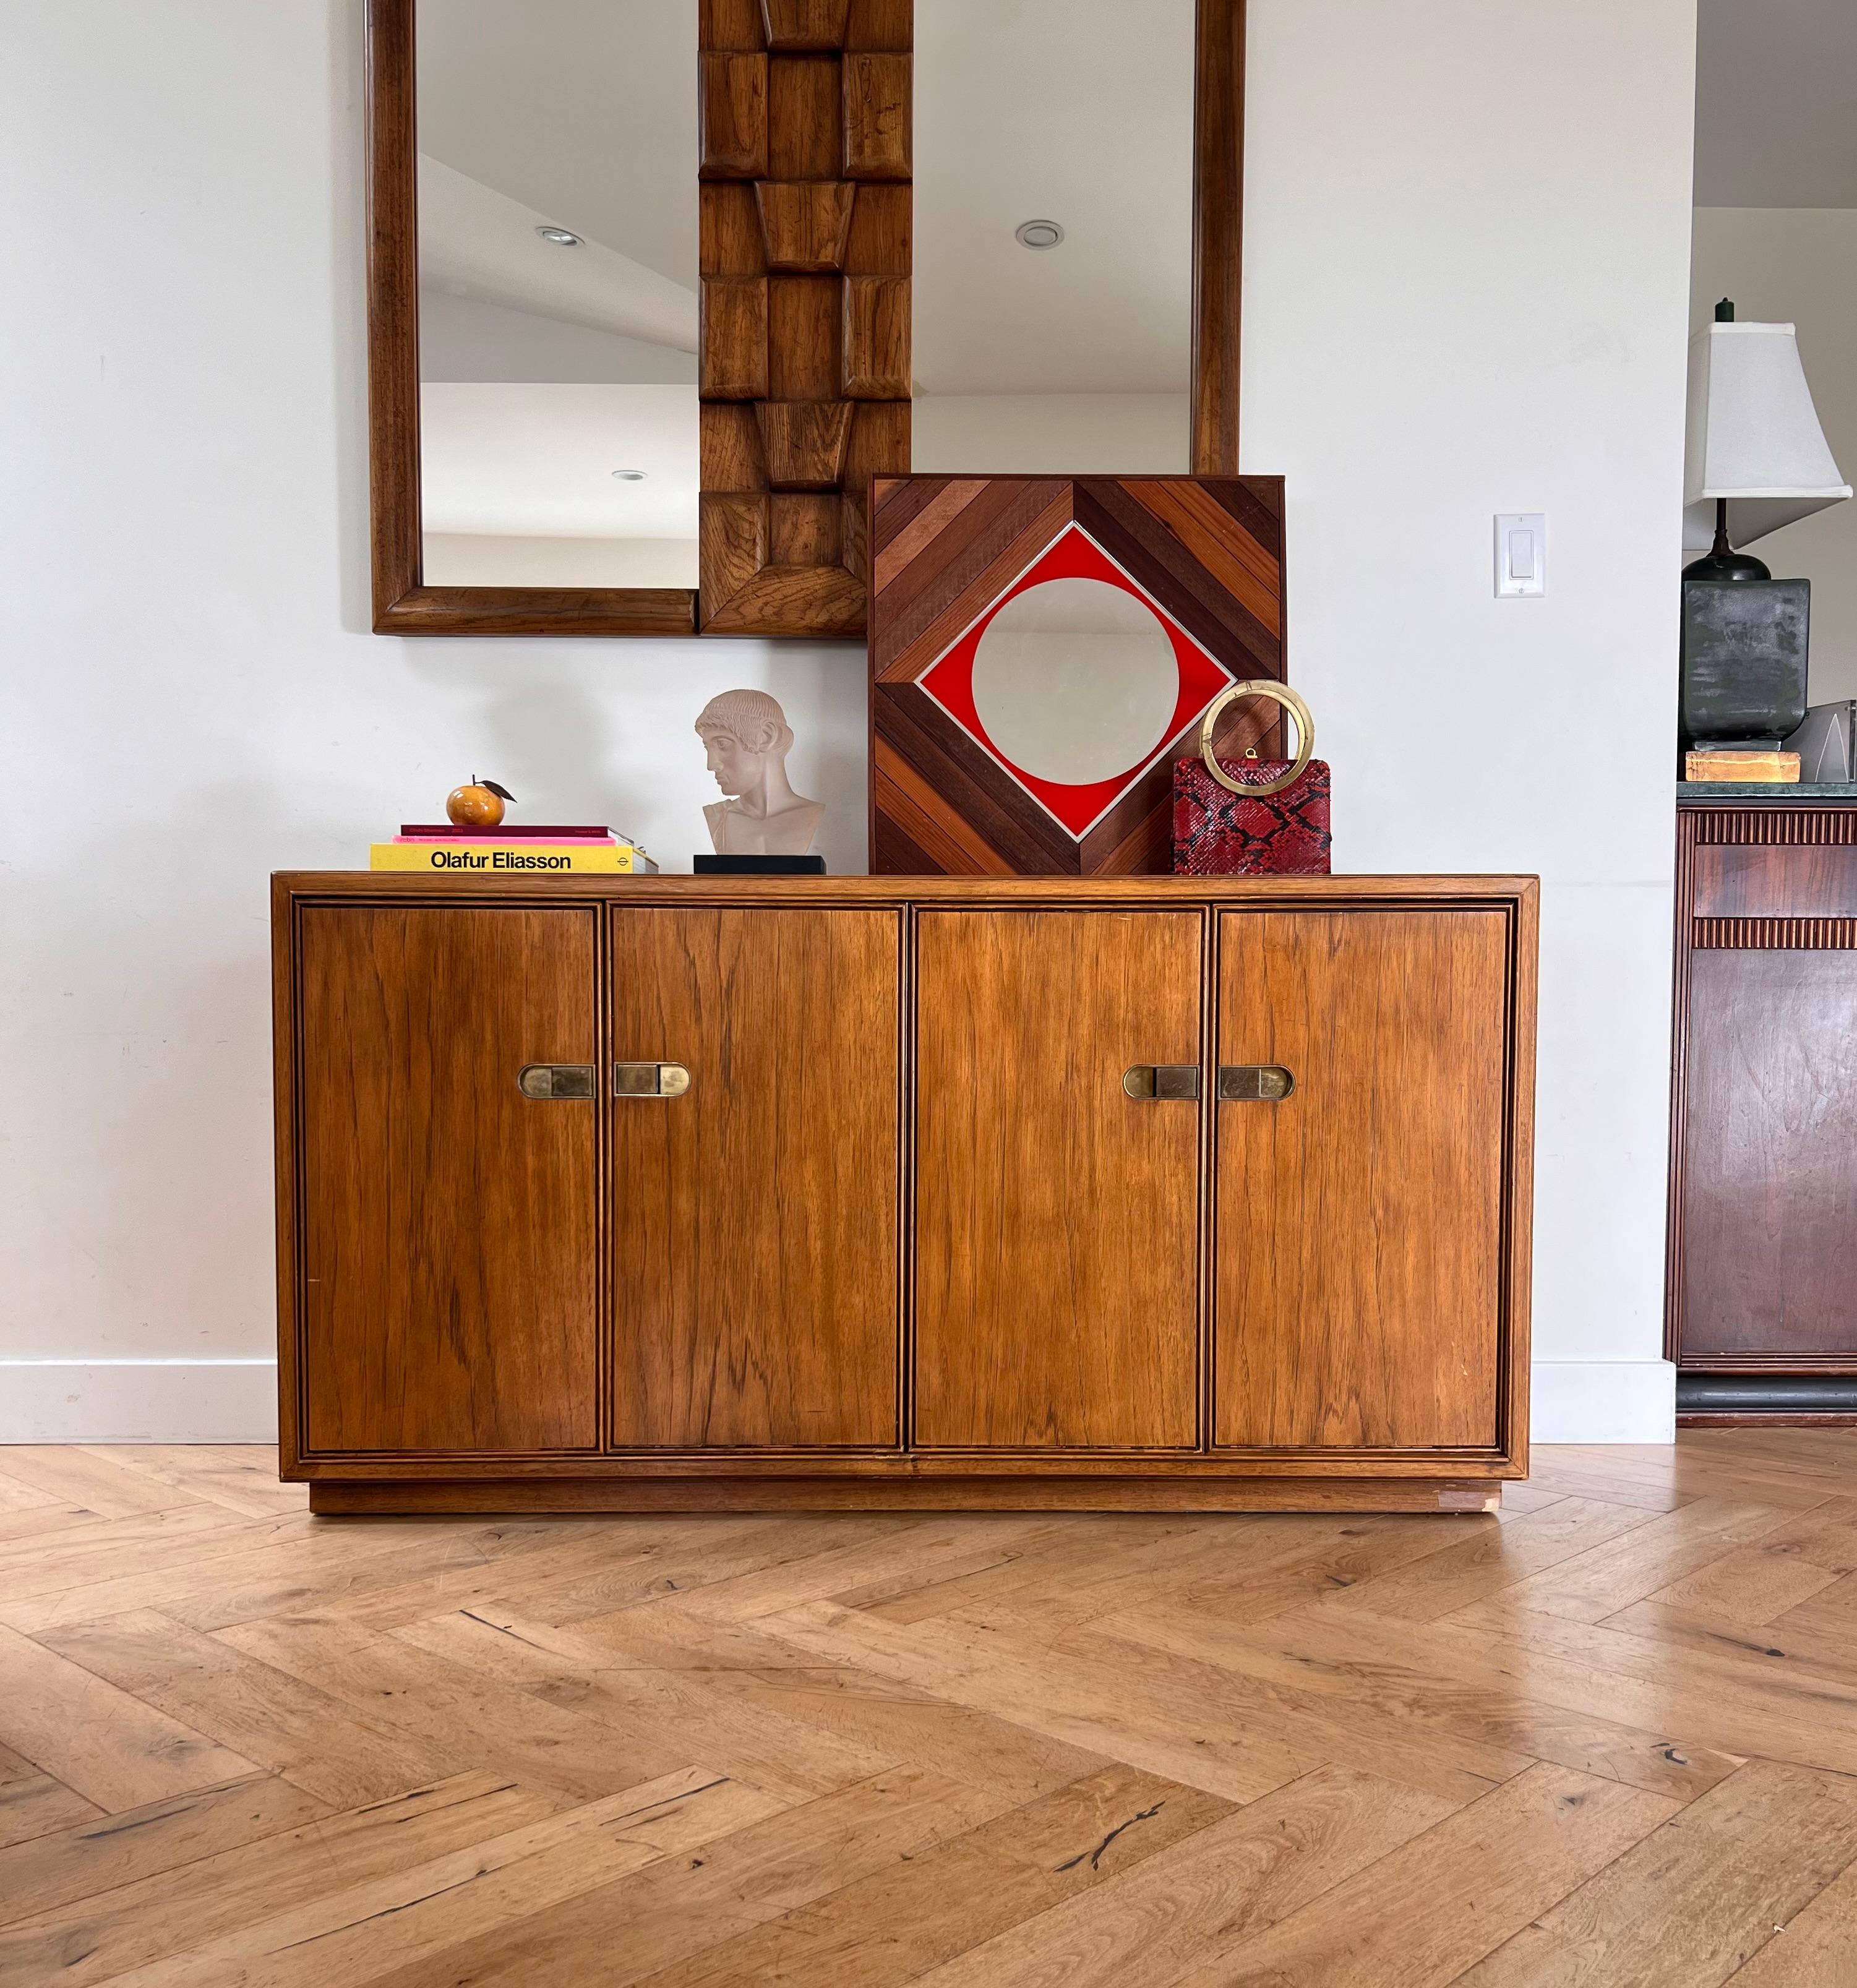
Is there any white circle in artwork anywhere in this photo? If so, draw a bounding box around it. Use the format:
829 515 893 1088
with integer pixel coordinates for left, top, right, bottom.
970 576 1180 786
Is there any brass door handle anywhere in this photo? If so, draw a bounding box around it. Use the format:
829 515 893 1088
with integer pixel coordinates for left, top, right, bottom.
1219 1065 1295 1102
517 1065 596 1100
1123 1065 1201 1101
614 1061 692 1098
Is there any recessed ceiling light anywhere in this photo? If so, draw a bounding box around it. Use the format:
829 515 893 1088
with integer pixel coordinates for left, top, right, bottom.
1014 219 1065 250
611 469 647 481
536 226 581 247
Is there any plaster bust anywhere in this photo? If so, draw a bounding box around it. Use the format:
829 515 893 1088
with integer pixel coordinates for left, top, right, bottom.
695 689 825 857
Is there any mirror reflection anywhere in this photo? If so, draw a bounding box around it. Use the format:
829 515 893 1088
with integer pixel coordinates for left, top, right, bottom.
415 0 698 589
972 578 1180 783
912 1 1196 475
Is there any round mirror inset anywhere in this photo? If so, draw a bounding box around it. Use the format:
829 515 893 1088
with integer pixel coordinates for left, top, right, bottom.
970 577 1178 786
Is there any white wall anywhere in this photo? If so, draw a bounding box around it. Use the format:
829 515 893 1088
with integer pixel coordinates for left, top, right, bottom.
1691 208 1857 703
0 0 1695 1442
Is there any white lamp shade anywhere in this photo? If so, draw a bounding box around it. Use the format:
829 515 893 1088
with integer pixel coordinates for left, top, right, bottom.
1683 321 1851 552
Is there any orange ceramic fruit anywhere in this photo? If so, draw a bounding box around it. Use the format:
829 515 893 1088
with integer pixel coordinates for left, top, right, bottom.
446 781 505 828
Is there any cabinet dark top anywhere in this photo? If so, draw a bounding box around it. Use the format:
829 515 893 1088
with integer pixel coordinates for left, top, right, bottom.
1678 784 1857 804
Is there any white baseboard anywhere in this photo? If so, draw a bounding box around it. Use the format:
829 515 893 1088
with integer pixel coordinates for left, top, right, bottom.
1530 1360 1676 1444
0 1357 1678 1447
0 1360 279 1444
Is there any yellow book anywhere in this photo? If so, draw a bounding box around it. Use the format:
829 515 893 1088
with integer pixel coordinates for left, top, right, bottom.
369 842 656 874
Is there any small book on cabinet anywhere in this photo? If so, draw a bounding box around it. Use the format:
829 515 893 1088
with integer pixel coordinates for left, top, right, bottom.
370 841 658 873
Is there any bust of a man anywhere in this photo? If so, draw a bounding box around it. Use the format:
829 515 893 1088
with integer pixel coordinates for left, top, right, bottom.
695 688 825 857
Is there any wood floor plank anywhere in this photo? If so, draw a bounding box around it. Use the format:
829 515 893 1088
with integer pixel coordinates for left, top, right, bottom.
306 1516 806 1632
356 1766 1017 1988
0 1742 100 1856
385 1606 896 1802
0 1773 567 1988
764 1598 1525 1806
0 1621 260 1811
1132 1514 1501 1633
0 1506 106 1551
0 1505 261 1600
213 1613 703 1804
1099 1606 1743 1803
659 1515 1068 1626
1308 1497 1658 1624
909 1764 1454 1988
632 1762 1232 1988
75 1447 310 1519
1162 1762 1675 1987
0 1475 63 1517
95 1767 786 1988
670 1658 1112 1801
1454 1757 1857 1987
30 1610 460 1807
1426 1606 1857 1777
1720 1851 1857 1986
1446 1498 1790 1626
0 1515 598 1637
847 1516 1254 1627
0 1452 204 1521
1629 1543 1846 1628
0 1773 325 1927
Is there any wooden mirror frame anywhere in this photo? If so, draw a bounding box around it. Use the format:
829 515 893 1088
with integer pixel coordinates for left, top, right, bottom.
366 0 1246 640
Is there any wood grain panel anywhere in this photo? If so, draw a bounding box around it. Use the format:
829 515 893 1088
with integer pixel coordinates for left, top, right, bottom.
869 476 1284 877
1191 0 1246 474
755 180 854 269
297 906 598 1454
697 7 911 635
914 910 1203 1449
1214 910 1509 1450
700 53 770 176
1694 844 1857 919
608 907 901 1447
843 53 911 178
1680 949 1857 1362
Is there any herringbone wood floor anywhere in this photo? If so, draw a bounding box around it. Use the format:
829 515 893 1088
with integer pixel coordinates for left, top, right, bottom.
3 1439 1857 1984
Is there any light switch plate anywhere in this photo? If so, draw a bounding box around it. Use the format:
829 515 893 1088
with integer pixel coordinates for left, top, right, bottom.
1495 513 1546 597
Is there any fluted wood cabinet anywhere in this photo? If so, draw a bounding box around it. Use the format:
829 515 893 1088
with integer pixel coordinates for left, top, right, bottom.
274 873 1536 1514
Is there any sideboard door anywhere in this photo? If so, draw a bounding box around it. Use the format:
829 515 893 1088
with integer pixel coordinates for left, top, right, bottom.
297 904 600 1454
913 909 1203 1449
608 907 901 1447
1213 910 1509 1451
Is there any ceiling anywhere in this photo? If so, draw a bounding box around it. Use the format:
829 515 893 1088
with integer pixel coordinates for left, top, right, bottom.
416 0 696 285
1695 0 1857 207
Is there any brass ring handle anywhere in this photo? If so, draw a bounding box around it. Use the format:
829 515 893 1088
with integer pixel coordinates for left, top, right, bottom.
1199 681 1316 799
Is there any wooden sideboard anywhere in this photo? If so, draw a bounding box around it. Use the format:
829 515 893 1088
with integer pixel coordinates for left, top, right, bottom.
273 873 1537 1513
1670 795 1857 1419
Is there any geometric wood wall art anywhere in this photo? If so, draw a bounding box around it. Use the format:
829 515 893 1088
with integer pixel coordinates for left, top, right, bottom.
698 0 912 639
870 474 1286 875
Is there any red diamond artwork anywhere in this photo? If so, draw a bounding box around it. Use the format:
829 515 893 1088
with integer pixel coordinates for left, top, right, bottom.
914 524 1237 840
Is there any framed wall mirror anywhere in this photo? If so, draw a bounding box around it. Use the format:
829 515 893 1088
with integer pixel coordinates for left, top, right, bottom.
366 0 1246 638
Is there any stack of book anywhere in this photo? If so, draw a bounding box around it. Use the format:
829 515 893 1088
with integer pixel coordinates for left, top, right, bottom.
369 825 659 873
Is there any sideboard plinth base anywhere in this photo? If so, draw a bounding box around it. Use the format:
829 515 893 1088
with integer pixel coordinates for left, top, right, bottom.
308 1476 1505 1517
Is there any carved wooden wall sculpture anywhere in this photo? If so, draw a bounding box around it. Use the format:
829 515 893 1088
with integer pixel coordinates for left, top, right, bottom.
698 0 912 638
870 474 1285 876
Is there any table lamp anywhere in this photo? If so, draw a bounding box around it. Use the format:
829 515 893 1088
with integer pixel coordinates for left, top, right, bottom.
1680 300 1850 757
